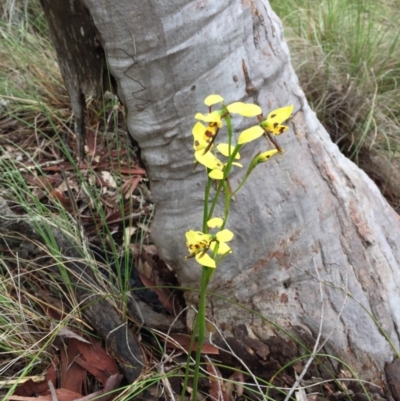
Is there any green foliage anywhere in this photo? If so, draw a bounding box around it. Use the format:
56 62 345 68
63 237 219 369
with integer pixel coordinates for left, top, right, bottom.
271 0 400 165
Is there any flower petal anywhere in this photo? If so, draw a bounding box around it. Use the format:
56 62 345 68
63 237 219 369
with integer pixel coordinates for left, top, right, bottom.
257 149 278 162
208 169 224 180
195 111 223 125
261 105 293 135
216 241 232 255
204 94 224 106
216 229 234 242
185 230 212 255
227 102 262 117
192 122 208 151
238 125 264 144
207 217 223 228
210 241 232 255
195 150 224 170
217 143 240 159
195 252 216 268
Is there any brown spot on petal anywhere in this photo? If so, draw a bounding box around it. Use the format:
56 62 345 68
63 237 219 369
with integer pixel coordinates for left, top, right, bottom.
194 140 199 146
205 130 213 138
273 122 278 128
279 127 285 134
270 114 276 118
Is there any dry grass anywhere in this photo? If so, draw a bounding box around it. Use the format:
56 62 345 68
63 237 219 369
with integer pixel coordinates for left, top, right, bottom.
272 0 400 209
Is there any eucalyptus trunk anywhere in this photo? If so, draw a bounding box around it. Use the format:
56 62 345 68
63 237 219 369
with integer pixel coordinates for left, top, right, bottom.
42 0 400 396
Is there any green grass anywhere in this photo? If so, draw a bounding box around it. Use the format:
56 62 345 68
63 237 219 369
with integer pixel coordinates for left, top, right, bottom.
271 0 400 206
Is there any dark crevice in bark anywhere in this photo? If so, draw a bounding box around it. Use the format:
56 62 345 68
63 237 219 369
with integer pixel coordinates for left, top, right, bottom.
38 0 113 160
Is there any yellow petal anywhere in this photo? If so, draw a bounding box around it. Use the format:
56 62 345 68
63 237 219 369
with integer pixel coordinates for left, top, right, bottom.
195 252 216 268
265 124 289 135
192 122 208 151
208 169 224 180
231 162 243 168
257 149 278 162
217 143 240 159
238 125 264 144
261 105 293 134
195 111 222 124
227 102 262 117
266 105 293 123
204 94 224 106
195 151 224 170
207 217 223 228
216 229 234 242
216 242 232 255
210 241 232 255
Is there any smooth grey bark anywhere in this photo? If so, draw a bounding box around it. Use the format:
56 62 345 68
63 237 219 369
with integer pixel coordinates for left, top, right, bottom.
43 0 400 395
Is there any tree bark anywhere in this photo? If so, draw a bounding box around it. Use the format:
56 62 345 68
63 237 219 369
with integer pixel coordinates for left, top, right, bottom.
41 0 400 396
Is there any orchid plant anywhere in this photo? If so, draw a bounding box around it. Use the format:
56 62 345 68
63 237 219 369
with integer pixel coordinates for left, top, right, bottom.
182 94 293 400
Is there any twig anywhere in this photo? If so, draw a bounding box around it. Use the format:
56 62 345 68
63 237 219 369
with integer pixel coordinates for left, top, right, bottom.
15 159 65 172
48 380 58 401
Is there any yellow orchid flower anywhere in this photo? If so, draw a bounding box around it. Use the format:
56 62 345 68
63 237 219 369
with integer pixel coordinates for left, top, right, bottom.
185 230 212 256
246 149 279 176
256 149 279 162
192 122 219 152
238 105 293 144
185 225 234 268
260 105 293 135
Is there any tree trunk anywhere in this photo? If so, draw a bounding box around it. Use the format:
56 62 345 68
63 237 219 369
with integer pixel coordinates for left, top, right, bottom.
42 0 400 396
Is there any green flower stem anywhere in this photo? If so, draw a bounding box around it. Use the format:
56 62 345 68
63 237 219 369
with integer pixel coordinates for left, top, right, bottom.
231 173 250 197
191 266 214 401
180 316 199 401
222 179 231 230
224 144 242 174
207 180 224 221
225 111 233 154
203 177 212 232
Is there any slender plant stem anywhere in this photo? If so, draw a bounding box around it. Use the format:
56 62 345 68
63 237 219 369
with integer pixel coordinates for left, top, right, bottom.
191 267 210 401
203 177 212 231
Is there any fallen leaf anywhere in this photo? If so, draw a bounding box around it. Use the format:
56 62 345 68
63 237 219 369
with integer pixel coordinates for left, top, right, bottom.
205 355 232 401
14 358 57 397
74 340 119 385
10 388 83 401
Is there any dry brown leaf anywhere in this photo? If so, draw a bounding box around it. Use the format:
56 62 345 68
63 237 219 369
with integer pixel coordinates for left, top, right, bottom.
205 356 232 401
73 340 119 385
9 388 83 401
60 338 87 395
14 358 57 397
